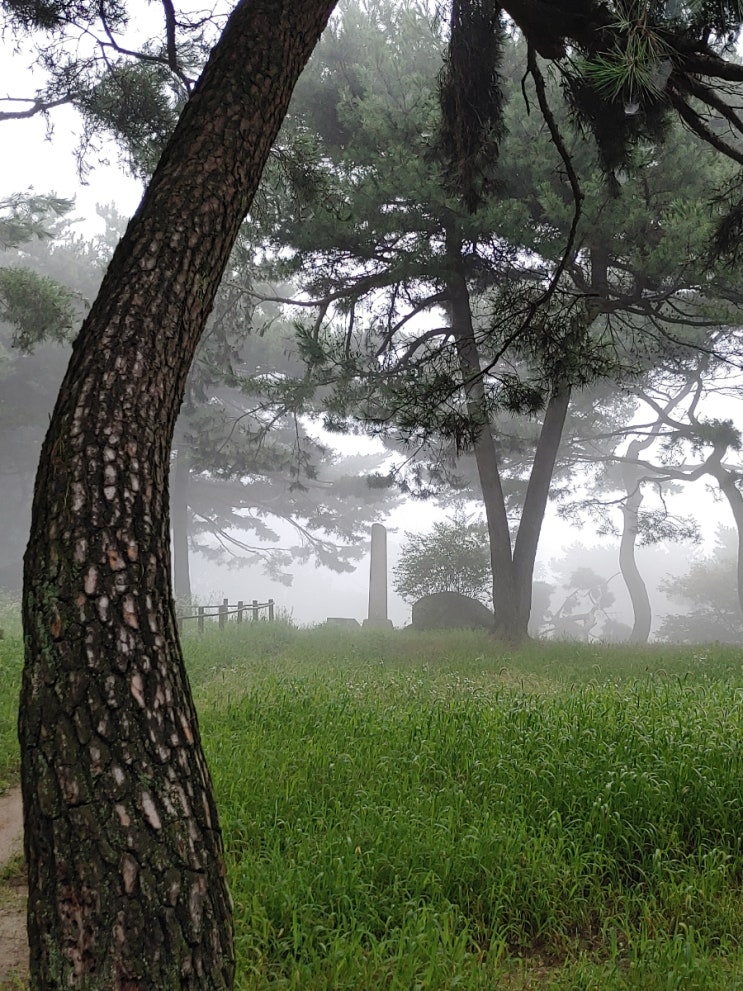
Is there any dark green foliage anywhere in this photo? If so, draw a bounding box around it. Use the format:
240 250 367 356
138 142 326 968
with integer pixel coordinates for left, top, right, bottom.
551 0 743 198
0 267 74 348
710 173 743 264
675 0 743 42
247 0 743 642
438 0 505 211
0 194 77 349
260 6 739 451
78 61 182 177
563 73 671 179
2 0 126 31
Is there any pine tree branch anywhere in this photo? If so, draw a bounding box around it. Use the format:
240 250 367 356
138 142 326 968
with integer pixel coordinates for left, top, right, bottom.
0 94 74 120
678 75 743 139
527 46 583 300
668 88 743 168
96 0 194 90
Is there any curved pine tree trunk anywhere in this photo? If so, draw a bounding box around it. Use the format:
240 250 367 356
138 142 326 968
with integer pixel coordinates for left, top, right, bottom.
712 468 743 623
616 381 700 644
511 385 571 634
618 474 652 643
20 3 336 988
617 431 655 643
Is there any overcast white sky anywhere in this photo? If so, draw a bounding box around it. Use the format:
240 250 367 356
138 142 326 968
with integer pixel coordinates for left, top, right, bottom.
1 104 144 233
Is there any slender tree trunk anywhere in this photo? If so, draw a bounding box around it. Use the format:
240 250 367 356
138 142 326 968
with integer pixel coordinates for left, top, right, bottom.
615 380 699 643
711 468 743 622
447 256 516 637
172 445 193 607
20 3 336 989
512 384 571 633
618 454 652 643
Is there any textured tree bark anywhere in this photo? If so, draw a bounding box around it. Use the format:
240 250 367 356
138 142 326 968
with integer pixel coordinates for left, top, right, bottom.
20 2 336 989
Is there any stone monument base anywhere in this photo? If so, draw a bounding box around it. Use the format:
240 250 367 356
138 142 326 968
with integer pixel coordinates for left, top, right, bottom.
326 617 361 629
362 617 394 630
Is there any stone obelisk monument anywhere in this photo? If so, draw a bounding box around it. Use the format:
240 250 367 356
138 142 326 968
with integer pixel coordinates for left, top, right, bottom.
363 523 394 629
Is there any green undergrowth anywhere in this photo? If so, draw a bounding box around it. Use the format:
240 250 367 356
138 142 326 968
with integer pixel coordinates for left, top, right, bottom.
3 619 743 986
0 631 22 793
185 624 743 989
183 621 743 695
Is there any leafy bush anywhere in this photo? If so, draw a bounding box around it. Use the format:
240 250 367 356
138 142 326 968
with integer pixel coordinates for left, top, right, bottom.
393 512 492 604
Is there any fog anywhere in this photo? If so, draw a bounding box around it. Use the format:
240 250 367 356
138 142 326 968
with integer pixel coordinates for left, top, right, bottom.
181 502 716 633
3 6 743 645
0 284 729 639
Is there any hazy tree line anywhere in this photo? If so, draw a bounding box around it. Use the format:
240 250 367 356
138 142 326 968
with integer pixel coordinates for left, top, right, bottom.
6 5 743 644
0 200 399 599
6 0 743 984
394 511 743 643
241 3 743 643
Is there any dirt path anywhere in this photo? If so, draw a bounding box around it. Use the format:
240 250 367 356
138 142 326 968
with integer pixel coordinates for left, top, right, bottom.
0 786 28 989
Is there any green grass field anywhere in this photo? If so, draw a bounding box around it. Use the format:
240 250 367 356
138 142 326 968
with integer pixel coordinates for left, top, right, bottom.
3 618 743 988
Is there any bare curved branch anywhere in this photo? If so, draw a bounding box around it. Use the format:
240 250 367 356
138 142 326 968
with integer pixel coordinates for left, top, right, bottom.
0 94 74 121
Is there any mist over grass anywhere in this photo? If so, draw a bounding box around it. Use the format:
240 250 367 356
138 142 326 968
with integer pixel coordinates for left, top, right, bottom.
189 626 743 989
2 621 743 986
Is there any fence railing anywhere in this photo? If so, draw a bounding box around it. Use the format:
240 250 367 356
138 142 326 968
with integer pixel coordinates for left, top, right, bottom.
177 598 275 633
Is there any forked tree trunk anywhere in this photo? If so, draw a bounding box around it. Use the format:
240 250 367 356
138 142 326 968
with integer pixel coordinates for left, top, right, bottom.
20 2 336 988
616 382 698 644
448 258 516 636
447 234 571 642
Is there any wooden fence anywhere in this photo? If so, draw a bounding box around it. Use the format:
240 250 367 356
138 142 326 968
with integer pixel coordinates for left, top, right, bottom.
177 598 275 633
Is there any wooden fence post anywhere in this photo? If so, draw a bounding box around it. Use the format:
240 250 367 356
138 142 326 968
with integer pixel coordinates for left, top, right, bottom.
189 598 276 632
